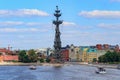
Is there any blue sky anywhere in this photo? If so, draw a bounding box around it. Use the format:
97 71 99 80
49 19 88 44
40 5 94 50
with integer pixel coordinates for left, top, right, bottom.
0 0 120 50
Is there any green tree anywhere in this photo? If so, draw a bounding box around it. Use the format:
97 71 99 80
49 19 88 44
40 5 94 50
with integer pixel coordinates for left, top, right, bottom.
18 50 30 63
46 58 51 63
98 51 120 63
27 49 37 62
98 55 107 63
93 58 97 62
117 52 120 62
39 58 44 63
105 51 118 62
19 50 26 62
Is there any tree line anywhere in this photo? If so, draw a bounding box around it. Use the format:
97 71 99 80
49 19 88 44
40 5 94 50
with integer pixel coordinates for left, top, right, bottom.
98 51 120 63
18 49 51 63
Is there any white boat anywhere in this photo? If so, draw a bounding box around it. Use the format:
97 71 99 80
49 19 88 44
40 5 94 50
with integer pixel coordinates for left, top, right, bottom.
95 67 106 74
29 65 36 70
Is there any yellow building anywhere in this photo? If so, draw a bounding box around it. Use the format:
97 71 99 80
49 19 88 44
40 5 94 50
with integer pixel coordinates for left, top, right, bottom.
87 52 97 62
87 48 97 62
82 48 89 62
81 48 97 62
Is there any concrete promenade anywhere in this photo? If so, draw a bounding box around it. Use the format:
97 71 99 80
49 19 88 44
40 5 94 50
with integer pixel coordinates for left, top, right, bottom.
65 62 118 69
0 62 118 69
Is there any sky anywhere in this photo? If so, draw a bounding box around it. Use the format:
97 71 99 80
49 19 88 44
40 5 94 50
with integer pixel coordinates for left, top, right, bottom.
0 0 120 50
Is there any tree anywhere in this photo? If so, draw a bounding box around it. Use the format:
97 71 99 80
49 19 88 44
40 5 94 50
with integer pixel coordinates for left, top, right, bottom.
39 58 44 63
98 55 107 63
117 52 120 62
18 50 30 63
19 50 26 62
46 58 51 63
93 58 97 62
98 51 120 63
105 51 118 62
27 49 37 62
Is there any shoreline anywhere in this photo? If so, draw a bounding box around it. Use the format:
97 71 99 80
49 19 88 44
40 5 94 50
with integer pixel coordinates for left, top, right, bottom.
0 62 118 69
67 62 118 69
0 62 64 66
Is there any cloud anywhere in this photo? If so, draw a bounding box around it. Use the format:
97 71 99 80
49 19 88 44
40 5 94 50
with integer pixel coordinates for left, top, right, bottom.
62 30 120 46
0 21 77 28
0 9 49 17
62 21 76 26
0 28 48 32
79 10 120 18
98 23 120 29
25 22 41 26
110 0 120 2
0 21 49 27
0 21 24 26
0 28 18 32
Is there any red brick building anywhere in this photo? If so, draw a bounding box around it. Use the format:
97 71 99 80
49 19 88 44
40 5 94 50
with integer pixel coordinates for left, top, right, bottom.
0 47 19 62
61 49 69 61
0 48 12 55
0 55 18 62
96 44 102 50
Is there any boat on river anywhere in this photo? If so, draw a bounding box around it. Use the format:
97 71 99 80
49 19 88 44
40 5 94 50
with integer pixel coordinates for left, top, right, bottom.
95 67 106 74
29 65 36 70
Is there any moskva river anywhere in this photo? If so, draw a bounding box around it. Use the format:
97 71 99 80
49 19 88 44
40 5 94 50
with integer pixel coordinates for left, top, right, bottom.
0 64 120 80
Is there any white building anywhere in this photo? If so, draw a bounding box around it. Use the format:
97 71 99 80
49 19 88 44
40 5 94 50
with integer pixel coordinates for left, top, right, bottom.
35 48 54 56
69 44 81 61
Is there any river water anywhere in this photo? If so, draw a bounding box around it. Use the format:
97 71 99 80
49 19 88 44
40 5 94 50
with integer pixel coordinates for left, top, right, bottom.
0 64 120 80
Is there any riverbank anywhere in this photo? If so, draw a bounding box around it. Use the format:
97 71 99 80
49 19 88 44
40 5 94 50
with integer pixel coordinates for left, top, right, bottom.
65 62 118 69
0 62 119 69
0 62 64 67
0 62 41 66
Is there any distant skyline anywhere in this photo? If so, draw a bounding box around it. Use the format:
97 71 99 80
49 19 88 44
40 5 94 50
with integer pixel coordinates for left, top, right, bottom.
0 0 120 49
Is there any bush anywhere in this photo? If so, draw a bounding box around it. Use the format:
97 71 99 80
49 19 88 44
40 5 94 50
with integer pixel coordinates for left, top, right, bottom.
46 58 51 63
98 51 120 63
12 60 18 62
39 58 44 63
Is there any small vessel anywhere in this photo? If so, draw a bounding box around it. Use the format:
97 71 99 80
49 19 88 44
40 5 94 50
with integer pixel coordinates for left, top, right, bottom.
95 67 106 74
29 65 36 70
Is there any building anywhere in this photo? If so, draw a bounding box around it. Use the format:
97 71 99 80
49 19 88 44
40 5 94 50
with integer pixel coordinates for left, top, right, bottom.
0 47 19 62
87 48 97 62
35 48 48 57
61 49 69 61
103 44 109 50
0 48 12 55
69 44 81 61
96 50 107 60
96 44 102 50
81 47 89 62
96 44 119 51
0 55 18 62
69 44 75 61
74 47 81 61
